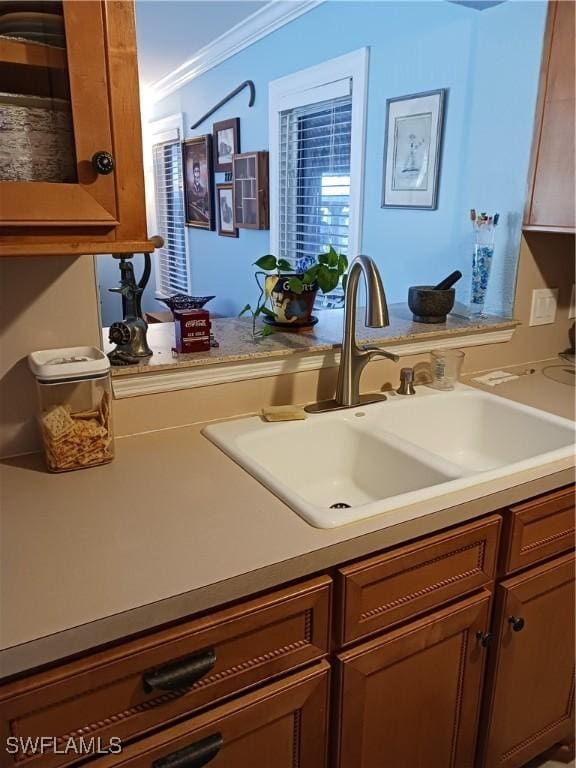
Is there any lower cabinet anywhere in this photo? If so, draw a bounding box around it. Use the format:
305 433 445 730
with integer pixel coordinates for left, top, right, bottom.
336 591 492 768
94 662 330 768
478 552 575 768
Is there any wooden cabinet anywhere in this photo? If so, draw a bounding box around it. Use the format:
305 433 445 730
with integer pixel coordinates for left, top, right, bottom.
524 0 575 233
337 515 500 646
336 591 492 768
0 1 155 257
94 663 330 768
500 485 575 575
232 151 269 230
0 486 573 768
478 552 575 768
0 576 330 768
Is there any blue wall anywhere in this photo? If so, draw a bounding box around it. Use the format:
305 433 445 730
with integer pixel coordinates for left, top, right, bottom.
97 0 546 324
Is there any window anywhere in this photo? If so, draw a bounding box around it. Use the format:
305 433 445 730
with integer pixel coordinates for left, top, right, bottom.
146 115 192 297
270 49 368 307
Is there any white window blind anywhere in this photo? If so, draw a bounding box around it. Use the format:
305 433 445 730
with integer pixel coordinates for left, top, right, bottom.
152 140 191 296
278 93 352 277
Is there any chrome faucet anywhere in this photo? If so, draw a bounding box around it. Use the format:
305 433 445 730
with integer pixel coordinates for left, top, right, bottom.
306 255 399 412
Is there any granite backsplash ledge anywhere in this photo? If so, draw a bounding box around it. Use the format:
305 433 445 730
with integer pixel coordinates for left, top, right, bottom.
106 304 519 378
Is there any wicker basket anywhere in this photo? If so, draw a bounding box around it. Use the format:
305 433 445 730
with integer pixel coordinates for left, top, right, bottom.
0 92 76 182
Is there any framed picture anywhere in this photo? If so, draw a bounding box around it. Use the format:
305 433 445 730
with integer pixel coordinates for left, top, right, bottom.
382 89 446 209
212 118 240 173
182 135 214 229
216 183 238 237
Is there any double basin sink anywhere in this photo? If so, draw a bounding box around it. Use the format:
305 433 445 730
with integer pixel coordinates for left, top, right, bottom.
203 384 575 528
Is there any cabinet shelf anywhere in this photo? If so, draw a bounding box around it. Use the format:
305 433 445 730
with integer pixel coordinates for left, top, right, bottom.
0 37 66 70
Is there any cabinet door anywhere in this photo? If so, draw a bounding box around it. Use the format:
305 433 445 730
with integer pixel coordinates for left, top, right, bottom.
91 662 330 768
0 1 118 229
479 552 575 768
525 0 575 231
336 591 491 768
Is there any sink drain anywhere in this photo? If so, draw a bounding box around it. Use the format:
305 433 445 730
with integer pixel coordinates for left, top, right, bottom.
330 502 351 509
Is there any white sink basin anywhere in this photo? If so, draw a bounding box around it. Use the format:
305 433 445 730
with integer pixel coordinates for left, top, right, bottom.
203 385 574 528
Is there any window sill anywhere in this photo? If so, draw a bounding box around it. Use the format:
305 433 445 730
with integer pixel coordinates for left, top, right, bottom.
106 304 519 399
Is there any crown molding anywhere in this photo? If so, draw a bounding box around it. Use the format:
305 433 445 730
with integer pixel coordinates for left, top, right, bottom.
148 0 326 104
112 327 516 399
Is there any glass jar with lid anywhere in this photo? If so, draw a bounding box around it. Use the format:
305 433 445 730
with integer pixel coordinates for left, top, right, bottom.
28 347 114 472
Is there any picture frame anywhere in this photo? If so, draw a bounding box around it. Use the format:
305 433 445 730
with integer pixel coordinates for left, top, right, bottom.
216 183 238 237
382 89 446 210
212 118 240 173
182 135 214 229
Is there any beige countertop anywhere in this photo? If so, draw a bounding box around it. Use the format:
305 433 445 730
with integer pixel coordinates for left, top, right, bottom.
1 358 573 680
107 305 518 376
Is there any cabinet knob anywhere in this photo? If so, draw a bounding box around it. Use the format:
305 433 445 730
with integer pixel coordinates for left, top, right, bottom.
91 150 115 175
508 616 525 633
476 630 494 648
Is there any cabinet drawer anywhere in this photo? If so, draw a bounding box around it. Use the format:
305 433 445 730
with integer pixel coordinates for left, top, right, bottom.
0 577 331 768
337 516 500 645
502 485 575 575
84 662 329 768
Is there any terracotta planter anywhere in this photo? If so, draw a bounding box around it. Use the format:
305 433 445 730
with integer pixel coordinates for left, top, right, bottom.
265 273 318 326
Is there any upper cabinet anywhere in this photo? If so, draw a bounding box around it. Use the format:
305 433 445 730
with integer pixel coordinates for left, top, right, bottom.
0 1 156 257
524 0 575 233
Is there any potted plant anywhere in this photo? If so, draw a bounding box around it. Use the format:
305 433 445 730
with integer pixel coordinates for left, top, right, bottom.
240 247 348 338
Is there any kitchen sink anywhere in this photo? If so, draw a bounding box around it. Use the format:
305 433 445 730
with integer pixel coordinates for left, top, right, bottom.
203 385 575 528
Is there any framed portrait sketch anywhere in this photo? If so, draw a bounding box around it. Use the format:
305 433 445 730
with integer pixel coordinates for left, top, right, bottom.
182 135 214 229
212 118 240 173
216 183 238 237
382 89 446 209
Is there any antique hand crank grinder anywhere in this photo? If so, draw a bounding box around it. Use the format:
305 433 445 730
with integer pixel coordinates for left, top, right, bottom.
107 253 154 365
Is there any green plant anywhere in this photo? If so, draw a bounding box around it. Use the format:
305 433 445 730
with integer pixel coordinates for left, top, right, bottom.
239 247 348 338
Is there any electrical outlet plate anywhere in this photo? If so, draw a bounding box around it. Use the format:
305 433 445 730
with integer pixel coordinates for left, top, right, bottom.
569 285 575 320
529 288 559 326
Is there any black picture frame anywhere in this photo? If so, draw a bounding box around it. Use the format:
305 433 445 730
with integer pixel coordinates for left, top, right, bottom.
216 183 238 237
382 88 447 210
182 135 214 229
212 118 240 173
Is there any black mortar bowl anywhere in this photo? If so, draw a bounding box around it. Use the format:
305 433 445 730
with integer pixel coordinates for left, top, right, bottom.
408 285 455 324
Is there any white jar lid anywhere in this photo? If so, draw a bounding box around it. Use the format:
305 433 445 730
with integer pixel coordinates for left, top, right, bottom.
28 346 110 382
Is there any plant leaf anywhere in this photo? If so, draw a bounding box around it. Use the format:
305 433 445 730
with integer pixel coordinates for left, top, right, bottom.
259 305 276 317
316 264 334 294
288 276 304 293
342 273 348 293
318 252 330 265
254 254 277 271
276 258 292 272
260 325 276 337
302 267 318 284
338 253 348 274
238 303 252 317
327 247 339 267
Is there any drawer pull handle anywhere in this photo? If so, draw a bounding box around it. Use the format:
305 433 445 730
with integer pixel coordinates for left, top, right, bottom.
143 648 216 692
476 630 494 648
508 616 525 633
152 733 223 768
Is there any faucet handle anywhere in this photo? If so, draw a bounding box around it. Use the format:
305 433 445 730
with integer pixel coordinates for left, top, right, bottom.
397 367 416 395
362 345 400 363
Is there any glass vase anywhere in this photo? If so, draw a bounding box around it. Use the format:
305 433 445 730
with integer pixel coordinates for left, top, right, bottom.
470 223 496 317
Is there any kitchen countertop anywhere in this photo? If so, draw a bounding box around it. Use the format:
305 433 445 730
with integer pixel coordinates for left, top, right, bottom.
0 358 573 680
106 305 518 376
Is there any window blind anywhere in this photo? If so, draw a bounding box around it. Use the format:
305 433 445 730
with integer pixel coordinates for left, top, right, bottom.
278 94 352 278
152 140 191 296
